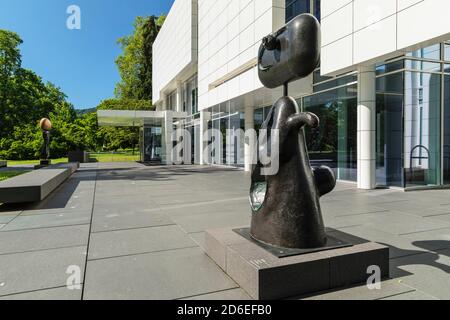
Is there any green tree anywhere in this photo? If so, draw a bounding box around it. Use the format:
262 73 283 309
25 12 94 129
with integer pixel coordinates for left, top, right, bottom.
0 29 89 160
115 15 165 100
0 30 23 137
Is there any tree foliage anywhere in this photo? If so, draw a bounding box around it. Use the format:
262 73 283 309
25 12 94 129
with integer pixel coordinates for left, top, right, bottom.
0 30 109 160
0 13 166 160
115 15 165 100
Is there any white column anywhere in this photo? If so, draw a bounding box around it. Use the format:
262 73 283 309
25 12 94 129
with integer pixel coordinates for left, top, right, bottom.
176 81 183 113
162 111 173 165
199 110 211 165
357 65 376 190
244 106 255 172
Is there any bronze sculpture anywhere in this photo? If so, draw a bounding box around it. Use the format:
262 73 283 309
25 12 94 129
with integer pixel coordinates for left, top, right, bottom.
245 14 345 251
39 118 52 166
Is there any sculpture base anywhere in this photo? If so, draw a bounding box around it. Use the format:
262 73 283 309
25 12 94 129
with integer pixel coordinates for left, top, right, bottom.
205 227 389 300
34 160 51 169
234 228 352 258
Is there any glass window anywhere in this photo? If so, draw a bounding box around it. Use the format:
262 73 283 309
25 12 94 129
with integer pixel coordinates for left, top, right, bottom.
220 117 229 164
286 0 310 22
229 112 245 166
376 60 404 76
303 84 358 182
314 0 321 21
313 69 333 85
403 71 441 187
376 71 404 187
444 75 450 184
405 59 441 72
254 108 264 132
314 74 357 93
407 44 441 60
444 43 450 61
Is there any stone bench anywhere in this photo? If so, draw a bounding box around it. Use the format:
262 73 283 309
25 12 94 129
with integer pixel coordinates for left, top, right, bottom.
0 163 79 204
0 161 6 168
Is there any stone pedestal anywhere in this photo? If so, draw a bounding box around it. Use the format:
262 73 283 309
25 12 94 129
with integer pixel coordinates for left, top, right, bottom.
34 160 51 170
205 227 389 300
68 151 89 163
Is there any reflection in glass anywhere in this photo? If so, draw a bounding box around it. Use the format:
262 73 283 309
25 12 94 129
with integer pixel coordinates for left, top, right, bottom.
303 85 357 182
376 72 404 187
220 117 229 164
443 75 450 184
142 126 162 162
230 112 245 166
407 44 441 60
404 71 441 187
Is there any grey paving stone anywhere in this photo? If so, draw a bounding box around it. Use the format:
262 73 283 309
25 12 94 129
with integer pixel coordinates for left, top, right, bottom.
0 286 82 300
0 225 89 255
83 247 237 300
189 232 206 250
0 246 86 297
378 201 450 217
182 288 252 300
1 211 91 231
333 225 450 259
162 198 250 218
328 211 450 235
391 250 450 299
88 225 197 260
390 249 450 299
426 213 450 223
20 208 92 216
91 211 174 233
380 290 439 300
171 211 251 233
0 214 18 224
298 280 414 300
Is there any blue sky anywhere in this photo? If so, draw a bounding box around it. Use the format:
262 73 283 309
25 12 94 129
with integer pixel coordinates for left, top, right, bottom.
0 0 174 110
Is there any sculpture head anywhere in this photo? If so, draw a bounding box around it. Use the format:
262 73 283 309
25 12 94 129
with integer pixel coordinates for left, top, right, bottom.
258 13 321 89
40 118 52 131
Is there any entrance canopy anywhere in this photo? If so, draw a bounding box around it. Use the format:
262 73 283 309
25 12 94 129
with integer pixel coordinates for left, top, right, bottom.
97 110 187 127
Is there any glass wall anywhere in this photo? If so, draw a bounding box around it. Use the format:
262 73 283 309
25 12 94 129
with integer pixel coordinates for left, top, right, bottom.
403 71 441 187
444 74 450 184
302 85 358 182
183 76 198 116
375 42 450 188
376 72 404 187
286 0 321 22
141 126 162 162
208 103 245 167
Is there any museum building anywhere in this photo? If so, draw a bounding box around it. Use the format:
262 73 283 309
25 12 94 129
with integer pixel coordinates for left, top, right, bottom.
98 0 450 191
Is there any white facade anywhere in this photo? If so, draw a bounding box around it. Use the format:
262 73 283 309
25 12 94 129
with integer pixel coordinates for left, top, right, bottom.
148 0 450 189
197 0 286 111
321 0 450 75
152 0 198 106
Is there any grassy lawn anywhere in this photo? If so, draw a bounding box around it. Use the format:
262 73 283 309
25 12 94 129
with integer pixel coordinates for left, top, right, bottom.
6 158 68 166
5 151 140 165
90 152 140 163
0 170 30 182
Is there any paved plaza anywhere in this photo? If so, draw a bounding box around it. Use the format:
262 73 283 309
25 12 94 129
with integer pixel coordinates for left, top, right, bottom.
1 162 450 300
